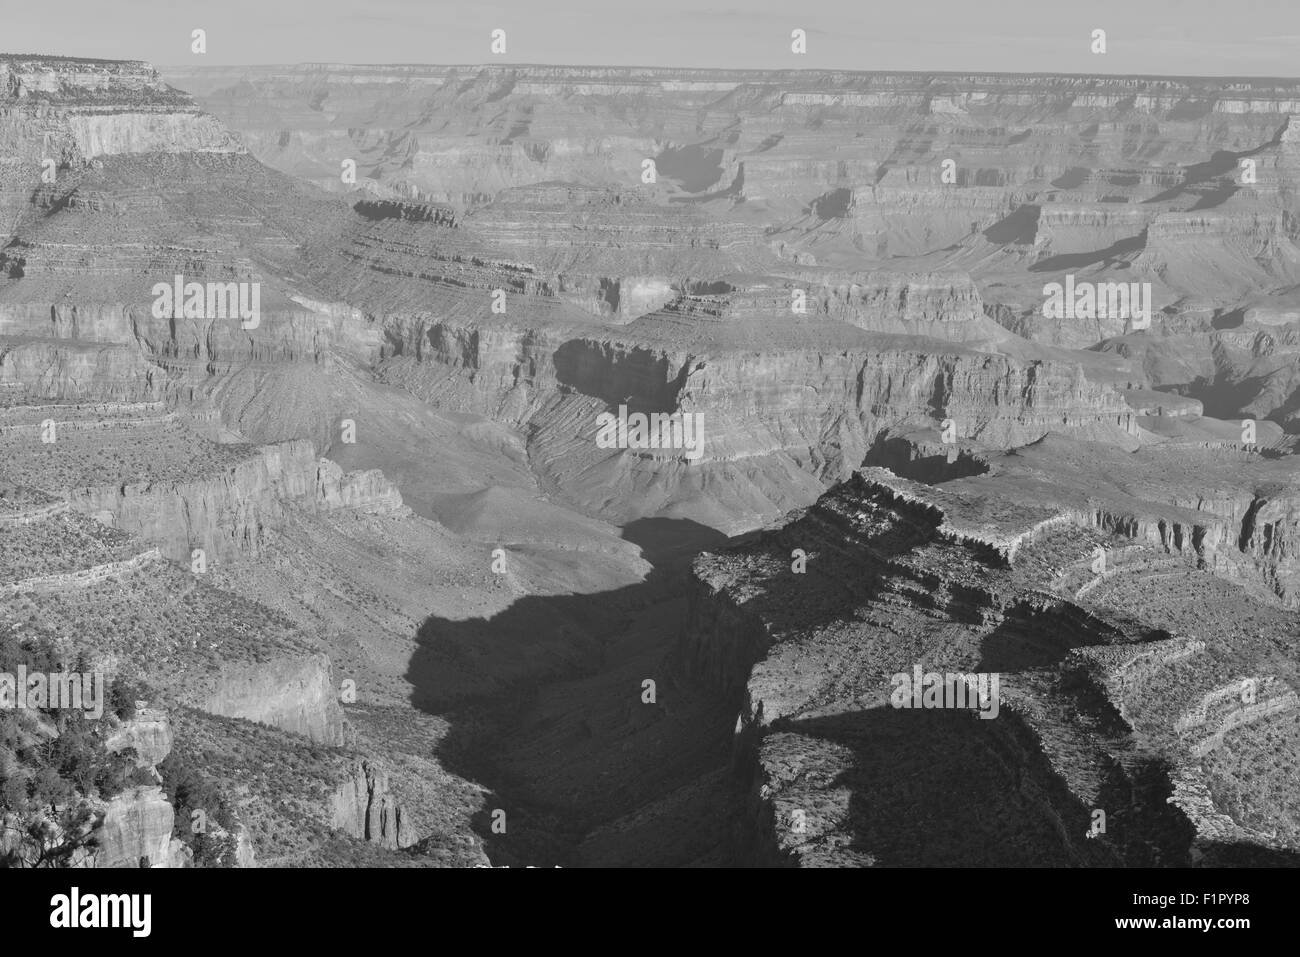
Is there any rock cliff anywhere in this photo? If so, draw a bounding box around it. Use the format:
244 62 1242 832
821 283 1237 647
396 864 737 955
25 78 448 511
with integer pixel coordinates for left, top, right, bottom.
92 786 190 868
330 761 414 849
202 653 345 746
681 461 1300 864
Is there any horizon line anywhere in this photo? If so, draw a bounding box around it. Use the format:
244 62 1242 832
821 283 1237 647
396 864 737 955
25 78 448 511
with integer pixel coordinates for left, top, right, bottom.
6 53 1300 84
156 62 1300 84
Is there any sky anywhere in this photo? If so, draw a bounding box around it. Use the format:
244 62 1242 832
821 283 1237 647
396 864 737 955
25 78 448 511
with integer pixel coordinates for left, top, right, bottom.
5 0 1300 77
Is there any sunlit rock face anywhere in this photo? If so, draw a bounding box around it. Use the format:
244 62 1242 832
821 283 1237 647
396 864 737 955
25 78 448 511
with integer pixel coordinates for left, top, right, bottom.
0 56 243 158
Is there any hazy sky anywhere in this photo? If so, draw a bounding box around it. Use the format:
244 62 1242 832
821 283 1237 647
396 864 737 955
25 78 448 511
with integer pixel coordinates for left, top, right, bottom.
6 0 1300 76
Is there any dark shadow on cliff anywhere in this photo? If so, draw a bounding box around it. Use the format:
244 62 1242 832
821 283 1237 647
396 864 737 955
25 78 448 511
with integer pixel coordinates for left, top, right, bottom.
976 618 1083 672
763 701 1217 867
1144 137 1279 205
1197 840 1300 866
753 688 1255 866
1029 231 1147 273
975 598 1137 673
1051 167 1089 190
811 187 854 219
1191 184 1240 210
766 706 1117 866
983 204 1040 245
408 517 741 866
864 432 992 483
1178 372 1275 421
655 145 725 193
1212 307 1247 330
619 516 730 569
405 518 723 712
552 340 685 408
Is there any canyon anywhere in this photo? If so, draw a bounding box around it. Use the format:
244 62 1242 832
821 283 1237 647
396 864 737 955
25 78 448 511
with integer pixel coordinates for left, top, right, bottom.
0 54 1296 867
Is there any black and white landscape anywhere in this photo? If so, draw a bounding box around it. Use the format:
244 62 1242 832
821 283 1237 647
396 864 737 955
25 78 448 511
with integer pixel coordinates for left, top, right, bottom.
1 1 1298 871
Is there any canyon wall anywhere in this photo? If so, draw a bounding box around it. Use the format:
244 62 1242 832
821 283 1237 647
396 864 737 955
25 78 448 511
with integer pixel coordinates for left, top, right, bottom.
201 654 345 746
65 441 403 563
330 761 416 850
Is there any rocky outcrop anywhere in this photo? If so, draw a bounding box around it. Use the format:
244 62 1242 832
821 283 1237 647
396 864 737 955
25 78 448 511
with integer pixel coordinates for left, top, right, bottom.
0 55 243 160
1065 480 1300 607
106 709 175 769
354 199 459 225
2 709 190 869
314 458 403 513
1169 768 1298 864
816 271 987 329
857 468 1081 565
0 403 172 437
0 548 161 596
0 499 69 526
201 653 345 746
92 786 189 868
1035 205 1153 254
0 339 166 403
0 293 380 374
844 182 1017 257
330 761 415 849
66 440 317 562
63 441 408 563
681 458 1300 864
651 271 990 337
